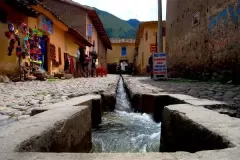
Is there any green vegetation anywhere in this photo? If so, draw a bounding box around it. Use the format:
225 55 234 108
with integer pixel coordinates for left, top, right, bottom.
94 8 140 39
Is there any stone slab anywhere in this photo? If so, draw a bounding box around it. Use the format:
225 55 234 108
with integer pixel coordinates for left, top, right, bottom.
0 75 119 121
161 104 240 152
0 147 240 160
183 99 227 107
0 105 91 153
39 94 101 110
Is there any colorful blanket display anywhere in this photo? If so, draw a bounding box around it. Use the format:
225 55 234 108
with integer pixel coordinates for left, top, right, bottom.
4 22 45 81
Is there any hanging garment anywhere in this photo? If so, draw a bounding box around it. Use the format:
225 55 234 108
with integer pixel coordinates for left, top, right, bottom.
70 57 75 75
8 39 16 56
39 37 45 70
64 54 69 71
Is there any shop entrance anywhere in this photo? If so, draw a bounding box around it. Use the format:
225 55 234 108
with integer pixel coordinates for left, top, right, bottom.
40 35 49 72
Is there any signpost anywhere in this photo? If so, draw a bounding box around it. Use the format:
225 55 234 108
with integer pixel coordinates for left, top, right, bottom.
153 52 167 80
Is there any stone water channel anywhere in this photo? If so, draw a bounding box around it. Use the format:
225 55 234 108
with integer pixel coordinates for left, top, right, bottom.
92 78 161 153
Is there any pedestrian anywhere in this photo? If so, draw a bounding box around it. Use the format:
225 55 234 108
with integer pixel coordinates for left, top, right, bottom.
87 55 91 77
148 55 153 79
132 67 135 76
146 65 150 76
79 48 86 77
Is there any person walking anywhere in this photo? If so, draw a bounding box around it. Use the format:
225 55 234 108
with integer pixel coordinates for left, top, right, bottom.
148 55 153 79
146 65 150 76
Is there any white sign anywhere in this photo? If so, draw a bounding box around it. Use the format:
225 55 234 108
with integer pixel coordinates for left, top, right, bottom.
153 52 167 80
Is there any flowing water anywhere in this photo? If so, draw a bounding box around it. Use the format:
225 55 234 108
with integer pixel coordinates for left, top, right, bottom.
92 78 161 153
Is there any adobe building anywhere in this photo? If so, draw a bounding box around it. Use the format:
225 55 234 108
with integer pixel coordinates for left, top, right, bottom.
40 0 112 68
166 0 240 83
0 0 91 79
135 21 166 75
107 38 135 73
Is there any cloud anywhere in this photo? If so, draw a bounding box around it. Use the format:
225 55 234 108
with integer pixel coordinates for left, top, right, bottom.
73 0 166 21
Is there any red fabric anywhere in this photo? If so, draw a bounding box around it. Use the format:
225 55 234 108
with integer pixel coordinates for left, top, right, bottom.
96 67 107 77
86 56 91 63
70 57 75 75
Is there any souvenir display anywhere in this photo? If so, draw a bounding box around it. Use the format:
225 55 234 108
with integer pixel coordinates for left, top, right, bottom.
4 22 45 81
5 22 17 56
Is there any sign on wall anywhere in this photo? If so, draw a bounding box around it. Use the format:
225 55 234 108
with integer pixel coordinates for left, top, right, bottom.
39 15 53 34
150 44 157 53
153 52 167 80
87 24 93 37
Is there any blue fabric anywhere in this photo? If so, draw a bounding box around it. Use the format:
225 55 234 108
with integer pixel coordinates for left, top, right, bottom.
39 37 45 70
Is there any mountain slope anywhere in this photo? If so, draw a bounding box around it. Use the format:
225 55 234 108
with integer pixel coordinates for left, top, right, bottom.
127 19 141 28
94 8 140 39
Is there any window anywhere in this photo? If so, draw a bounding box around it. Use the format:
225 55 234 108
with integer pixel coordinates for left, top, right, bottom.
58 47 62 65
121 46 127 56
145 31 148 41
50 44 56 61
0 8 7 23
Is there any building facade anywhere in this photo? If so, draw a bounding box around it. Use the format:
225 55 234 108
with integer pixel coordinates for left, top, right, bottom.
41 0 112 68
107 39 135 73
107 39 135 64
135 21 166 74
0 0 36 76
167 0 240 83
0 0 91 78
31 2 91 75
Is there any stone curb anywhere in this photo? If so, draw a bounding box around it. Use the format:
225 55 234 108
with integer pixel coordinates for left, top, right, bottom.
0 105 92 153
161 104 240 152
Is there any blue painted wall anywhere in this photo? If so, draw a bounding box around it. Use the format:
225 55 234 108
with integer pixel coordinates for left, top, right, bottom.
208 0 240 31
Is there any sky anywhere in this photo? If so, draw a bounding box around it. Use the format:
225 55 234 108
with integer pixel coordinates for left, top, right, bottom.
73 0 166 21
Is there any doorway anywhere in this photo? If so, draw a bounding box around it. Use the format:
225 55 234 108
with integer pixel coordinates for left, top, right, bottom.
40 35 49 72
119 60 129 74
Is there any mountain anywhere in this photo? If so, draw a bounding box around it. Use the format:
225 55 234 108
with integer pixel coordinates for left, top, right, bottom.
94 8 140 39
127 19 141 28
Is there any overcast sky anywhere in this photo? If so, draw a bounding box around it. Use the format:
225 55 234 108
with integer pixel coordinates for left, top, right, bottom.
73 0 167 21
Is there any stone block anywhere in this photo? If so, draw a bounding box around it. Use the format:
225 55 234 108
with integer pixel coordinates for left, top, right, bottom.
142 94 155 113
54 73 64 79
0 105 92 153
65 74 73 79
91 98 102 127
160 104 240 152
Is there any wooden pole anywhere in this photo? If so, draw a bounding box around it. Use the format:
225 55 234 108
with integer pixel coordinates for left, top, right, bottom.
158 0 163 52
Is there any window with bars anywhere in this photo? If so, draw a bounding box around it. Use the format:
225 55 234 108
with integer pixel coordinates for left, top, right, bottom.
50 44 56 61
121 46 127 56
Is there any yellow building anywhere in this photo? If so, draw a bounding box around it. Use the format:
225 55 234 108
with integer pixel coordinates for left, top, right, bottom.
0 0 91 78
0 0 36 76
30 3 91 75
107 38 135 64
107 39 135 73
135 21 166 74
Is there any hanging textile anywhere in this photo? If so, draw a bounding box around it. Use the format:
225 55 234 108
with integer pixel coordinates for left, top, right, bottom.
69 56 75 75
64 53 69 72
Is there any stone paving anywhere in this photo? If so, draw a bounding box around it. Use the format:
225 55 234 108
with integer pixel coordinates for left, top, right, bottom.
123 76 240 109
0 75 119 125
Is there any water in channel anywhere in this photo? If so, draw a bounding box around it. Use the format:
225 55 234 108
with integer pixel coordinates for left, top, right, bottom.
92 78 161 153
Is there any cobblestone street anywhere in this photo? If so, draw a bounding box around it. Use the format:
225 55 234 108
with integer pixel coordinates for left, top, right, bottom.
0 75 119 124
123 76 240 106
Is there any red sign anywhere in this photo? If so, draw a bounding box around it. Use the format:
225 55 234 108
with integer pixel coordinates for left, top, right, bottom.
150 44 157 53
